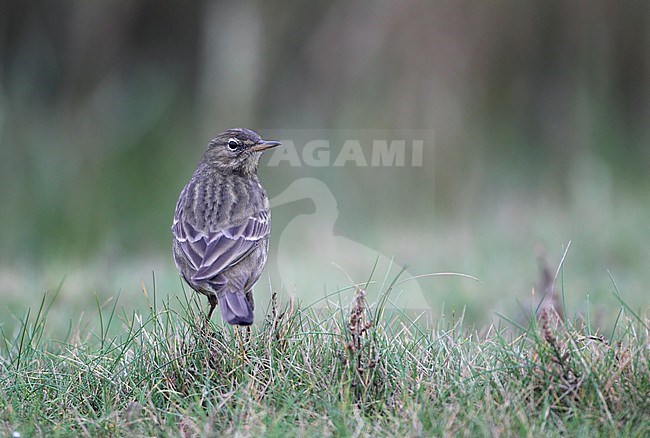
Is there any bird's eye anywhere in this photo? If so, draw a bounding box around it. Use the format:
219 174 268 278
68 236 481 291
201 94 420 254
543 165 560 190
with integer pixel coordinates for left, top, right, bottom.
227 139 239 150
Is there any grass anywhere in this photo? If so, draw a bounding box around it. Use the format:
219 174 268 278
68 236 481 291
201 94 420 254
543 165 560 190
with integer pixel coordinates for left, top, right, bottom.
1 271 648 437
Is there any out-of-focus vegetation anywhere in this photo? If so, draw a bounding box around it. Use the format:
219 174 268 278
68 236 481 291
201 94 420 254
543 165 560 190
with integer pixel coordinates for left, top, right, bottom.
1 2 648 331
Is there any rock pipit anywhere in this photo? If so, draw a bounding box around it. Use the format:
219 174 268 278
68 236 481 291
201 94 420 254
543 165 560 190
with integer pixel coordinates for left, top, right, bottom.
172 128 280 325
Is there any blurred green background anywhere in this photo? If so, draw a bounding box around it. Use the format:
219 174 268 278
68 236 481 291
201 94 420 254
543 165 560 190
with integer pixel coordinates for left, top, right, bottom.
1 1 648 333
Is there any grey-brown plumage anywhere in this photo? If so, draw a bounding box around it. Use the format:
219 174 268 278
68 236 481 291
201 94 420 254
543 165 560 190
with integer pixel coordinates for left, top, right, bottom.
172 128 280 325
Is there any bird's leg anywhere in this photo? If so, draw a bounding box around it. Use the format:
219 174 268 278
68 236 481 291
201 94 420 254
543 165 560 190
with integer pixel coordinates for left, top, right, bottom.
200 295 218 335
206 295 218 320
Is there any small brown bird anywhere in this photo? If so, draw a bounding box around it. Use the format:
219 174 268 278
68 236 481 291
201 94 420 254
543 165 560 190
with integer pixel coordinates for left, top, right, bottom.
172 128 281 325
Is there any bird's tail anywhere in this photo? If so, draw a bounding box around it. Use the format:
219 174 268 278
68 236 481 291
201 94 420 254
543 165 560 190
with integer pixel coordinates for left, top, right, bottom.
219 291 254 326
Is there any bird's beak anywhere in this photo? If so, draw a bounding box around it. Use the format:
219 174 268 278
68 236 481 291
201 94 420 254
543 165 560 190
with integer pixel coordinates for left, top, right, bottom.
251 140 282 152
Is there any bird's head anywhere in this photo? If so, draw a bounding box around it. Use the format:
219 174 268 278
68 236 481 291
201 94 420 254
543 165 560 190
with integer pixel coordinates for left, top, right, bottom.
201 128 281 175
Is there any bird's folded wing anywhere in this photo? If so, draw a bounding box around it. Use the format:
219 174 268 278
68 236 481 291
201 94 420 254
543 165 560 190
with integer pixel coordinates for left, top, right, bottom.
172 209 270 282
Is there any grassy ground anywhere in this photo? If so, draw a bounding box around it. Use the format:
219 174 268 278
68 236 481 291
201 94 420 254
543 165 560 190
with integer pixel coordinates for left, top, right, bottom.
1 271 648 437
